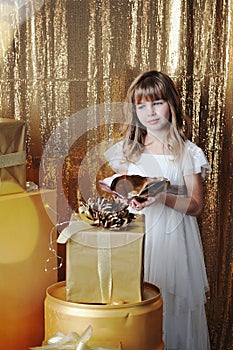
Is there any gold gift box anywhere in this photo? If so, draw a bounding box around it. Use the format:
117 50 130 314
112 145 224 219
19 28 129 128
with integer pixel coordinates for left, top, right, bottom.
0 118 26 195
43 281 164 350
57 215 145 304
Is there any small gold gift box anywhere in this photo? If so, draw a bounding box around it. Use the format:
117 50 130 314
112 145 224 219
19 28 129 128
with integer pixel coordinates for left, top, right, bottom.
0 118 26 195
57 215 145 304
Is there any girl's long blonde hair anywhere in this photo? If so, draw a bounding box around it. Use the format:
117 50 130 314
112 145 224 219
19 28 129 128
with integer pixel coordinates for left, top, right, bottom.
122 70 190 162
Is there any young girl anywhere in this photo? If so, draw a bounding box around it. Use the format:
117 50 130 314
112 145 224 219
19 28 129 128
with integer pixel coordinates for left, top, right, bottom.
104 70 211 350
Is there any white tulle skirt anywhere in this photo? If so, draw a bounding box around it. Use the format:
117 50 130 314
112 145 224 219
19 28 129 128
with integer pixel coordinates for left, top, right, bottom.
142 203 211 350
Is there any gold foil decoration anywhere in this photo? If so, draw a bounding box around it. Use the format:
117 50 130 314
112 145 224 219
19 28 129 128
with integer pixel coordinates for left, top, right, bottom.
167 1 181 74
87 0 98 108
129 0 139 68
101 0 111 104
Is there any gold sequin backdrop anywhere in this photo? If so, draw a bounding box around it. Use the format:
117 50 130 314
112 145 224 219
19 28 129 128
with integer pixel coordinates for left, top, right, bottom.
0 0 232 349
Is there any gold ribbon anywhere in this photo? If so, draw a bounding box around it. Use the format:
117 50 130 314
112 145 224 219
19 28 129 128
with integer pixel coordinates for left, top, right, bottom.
30 325 122 349
97 232 113 304
0 151 25 168
57 221 113 303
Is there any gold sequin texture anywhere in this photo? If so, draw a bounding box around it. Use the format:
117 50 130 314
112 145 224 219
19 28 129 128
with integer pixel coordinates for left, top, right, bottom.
0 1 232 349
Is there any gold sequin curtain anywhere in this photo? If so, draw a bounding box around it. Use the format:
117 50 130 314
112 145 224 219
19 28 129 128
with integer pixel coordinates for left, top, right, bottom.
0 1 232 349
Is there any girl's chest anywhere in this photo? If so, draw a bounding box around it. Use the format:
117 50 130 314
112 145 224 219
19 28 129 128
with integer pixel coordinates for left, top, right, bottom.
127 155 184 185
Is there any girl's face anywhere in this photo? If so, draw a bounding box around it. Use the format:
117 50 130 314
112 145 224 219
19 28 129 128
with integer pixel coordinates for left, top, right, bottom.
135 98 170 133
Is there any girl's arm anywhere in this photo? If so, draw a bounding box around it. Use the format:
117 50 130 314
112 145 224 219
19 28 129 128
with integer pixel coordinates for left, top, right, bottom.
131 173 204 217
162 173 203 216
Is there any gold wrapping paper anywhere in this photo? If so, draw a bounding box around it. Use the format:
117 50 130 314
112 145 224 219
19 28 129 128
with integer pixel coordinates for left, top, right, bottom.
58 216 144 304
44 281 164 350
0 118 26 195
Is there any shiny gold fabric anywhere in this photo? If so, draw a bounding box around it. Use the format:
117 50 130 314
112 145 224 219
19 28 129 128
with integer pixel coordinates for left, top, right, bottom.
0 1 232 349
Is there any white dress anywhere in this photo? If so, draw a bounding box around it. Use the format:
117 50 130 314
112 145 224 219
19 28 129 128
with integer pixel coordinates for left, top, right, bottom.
104 140 211 350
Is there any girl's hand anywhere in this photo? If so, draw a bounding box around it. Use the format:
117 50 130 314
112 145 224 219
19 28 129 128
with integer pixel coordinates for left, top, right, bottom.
130 173 203 216
130 194 164 211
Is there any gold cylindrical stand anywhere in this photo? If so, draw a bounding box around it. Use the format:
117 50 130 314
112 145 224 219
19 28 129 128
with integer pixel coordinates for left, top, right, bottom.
44 281 164 350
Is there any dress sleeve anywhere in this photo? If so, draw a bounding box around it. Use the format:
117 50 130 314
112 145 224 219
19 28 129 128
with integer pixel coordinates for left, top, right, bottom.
182 141 211 179
104 140 129 173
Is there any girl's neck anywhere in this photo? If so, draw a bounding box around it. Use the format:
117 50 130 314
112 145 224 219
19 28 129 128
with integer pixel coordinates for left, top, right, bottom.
144 132 171 155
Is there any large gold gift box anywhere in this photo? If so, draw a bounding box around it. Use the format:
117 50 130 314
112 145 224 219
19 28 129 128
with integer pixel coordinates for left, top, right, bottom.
57 215 144 304
44 281 164 350
0 118 26 195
